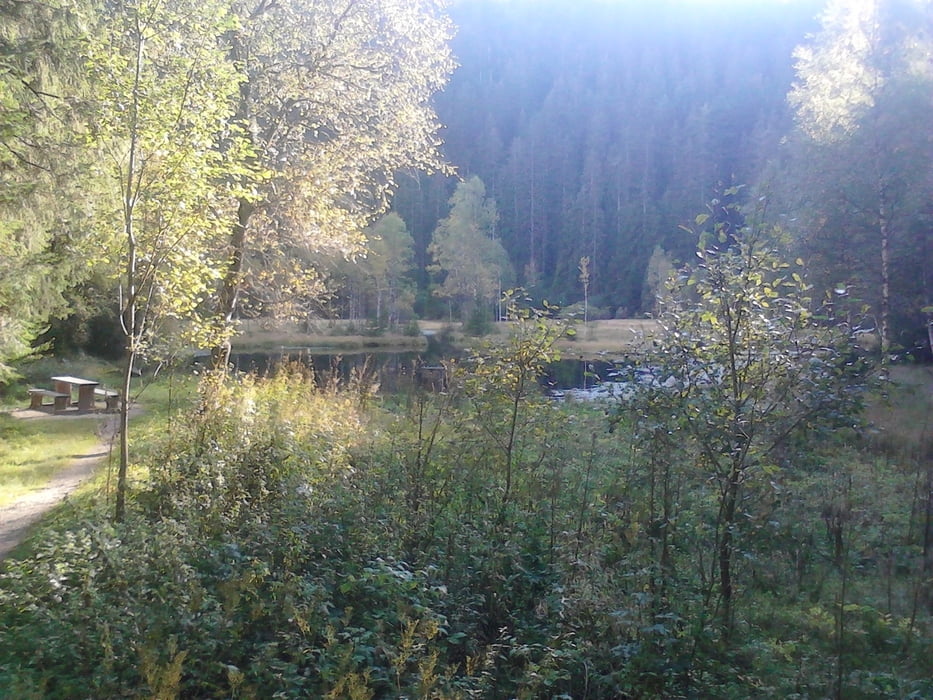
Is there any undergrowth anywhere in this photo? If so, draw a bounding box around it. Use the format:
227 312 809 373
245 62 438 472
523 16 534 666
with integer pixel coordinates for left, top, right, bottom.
0 357 930 698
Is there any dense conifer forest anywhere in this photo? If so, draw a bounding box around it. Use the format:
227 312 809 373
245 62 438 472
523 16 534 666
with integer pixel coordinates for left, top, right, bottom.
389 0 931 358
398 0 820 311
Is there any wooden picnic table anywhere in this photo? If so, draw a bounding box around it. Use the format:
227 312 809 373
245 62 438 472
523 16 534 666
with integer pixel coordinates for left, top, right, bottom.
51 375 100 412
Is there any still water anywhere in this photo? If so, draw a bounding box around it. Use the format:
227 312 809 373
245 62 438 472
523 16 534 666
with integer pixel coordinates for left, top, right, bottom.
205 343 623 397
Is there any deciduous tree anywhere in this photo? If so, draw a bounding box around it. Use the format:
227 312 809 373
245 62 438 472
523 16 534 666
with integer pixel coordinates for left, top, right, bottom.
82 0 242 520
212 0 454 364
788 0 933 356
429 176 513 321
361 213 416 327
323 212 416 325
617 196 869 638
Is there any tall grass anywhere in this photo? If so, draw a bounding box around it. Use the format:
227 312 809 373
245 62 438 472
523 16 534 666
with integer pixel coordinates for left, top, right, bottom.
864 365 933 458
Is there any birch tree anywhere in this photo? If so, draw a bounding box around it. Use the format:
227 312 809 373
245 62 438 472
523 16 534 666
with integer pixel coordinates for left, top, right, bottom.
788 0 933 356
618 197 869 639
83 0 242 520
429 176 513 321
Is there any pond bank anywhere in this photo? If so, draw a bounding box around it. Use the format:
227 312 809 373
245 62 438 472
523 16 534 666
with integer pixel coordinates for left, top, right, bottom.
231 318 658 359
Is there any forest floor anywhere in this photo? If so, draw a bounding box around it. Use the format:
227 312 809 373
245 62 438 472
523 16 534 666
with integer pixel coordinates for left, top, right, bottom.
0 410 119 560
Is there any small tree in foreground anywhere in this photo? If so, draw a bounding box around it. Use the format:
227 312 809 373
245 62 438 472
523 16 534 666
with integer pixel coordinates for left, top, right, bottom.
616 194 872 640
460 292 567 513
83 0 241 521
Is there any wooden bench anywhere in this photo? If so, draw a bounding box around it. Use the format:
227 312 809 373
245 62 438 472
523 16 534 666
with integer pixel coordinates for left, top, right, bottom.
28 388 70 412
94 388 120 411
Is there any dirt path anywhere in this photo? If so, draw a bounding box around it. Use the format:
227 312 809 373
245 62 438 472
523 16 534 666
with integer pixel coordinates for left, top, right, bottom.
0 411 119 561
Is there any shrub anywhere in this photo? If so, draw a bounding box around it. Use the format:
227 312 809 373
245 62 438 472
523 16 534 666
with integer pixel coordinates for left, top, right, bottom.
463 305 493 336
403 319 421 337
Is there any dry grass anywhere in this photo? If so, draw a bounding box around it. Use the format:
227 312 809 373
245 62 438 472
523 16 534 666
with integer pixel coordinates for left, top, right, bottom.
233 319 428 352
556 318 659 358
232 317 659 359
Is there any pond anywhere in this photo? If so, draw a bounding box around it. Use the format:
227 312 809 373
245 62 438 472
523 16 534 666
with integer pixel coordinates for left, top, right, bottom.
225 349 445 393
200 339 631 398
193 333 455 393
539 357 632 400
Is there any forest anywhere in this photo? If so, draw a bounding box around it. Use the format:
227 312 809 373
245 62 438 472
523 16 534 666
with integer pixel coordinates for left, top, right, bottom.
391 0 932 359
2 0 931 364
1 0 932 698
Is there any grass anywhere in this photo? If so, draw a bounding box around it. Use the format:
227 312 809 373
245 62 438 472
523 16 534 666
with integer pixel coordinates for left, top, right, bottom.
0 356 122 508
0 356 202 511
864 364 933 458
0 345 926 518
0 414 105 507
0 361 206 563
231 318 660 357
454 318 658 358
0 355 125 509
556 318 658 357
233 319 428 352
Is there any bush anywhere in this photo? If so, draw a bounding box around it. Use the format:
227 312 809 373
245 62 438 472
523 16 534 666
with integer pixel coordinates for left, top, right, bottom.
1 350 930 698
403 319 421 337
0 369 483 698
463 305 493 336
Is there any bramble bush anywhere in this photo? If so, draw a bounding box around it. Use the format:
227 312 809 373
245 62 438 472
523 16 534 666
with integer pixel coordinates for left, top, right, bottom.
0 368 477 698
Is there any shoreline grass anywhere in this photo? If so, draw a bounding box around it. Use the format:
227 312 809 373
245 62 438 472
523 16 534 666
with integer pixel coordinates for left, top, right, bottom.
232 319 431 353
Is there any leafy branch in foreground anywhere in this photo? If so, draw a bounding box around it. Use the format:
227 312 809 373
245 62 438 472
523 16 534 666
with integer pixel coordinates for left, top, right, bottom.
613 194 873 640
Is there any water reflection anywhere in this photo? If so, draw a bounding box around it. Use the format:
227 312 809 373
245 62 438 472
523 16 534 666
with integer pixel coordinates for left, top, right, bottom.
199 344 625 398
539 358 617 391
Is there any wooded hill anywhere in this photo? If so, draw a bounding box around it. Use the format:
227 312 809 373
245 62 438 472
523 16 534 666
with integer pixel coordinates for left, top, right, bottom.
397 0 817 310
1 0 931 369
389 0 932 357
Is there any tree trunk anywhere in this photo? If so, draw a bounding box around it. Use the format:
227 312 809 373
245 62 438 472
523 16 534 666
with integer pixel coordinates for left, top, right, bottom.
923 461 933 613
926 318 932 360
718 465 740 638
116 24 144 523
877 183 891 357
115 349 135 522
213 26 257 371
212 197 255 369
